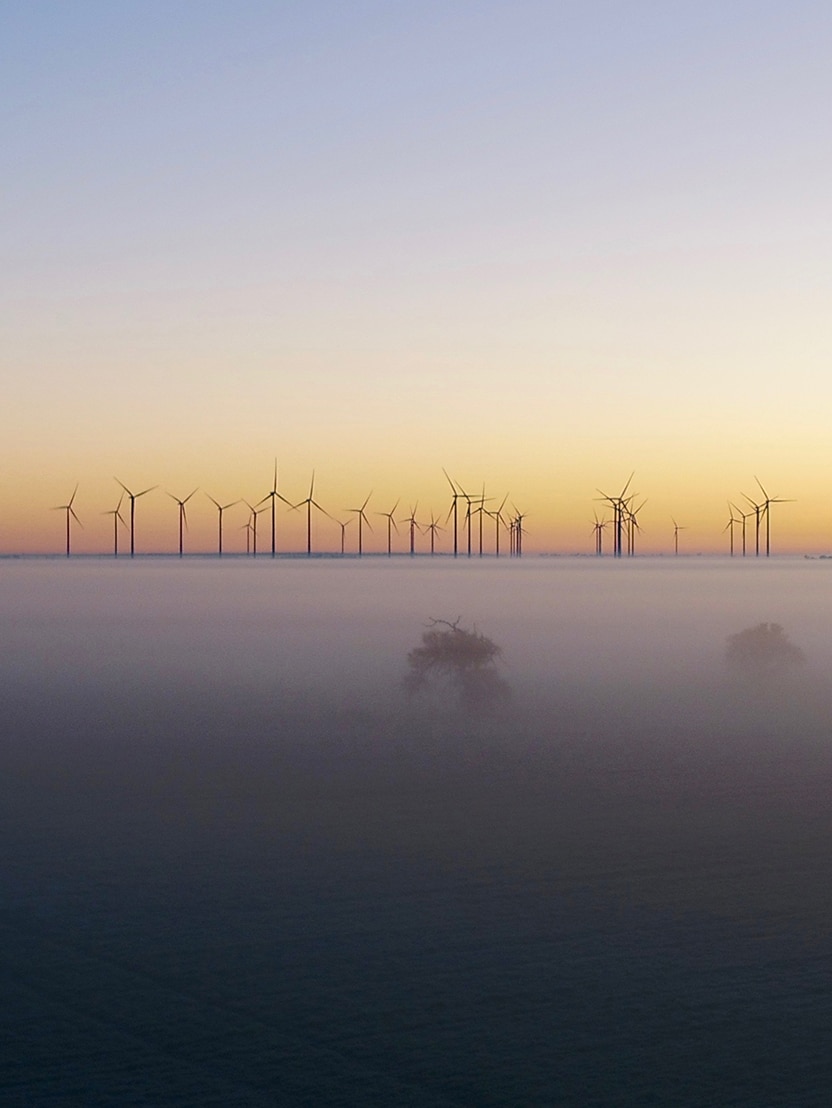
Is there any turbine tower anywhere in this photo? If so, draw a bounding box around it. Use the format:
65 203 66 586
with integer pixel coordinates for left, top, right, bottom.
115 479 157 558
167 488 197 558
53 484 81 557
442 469 462 558
738 506 753 557
626 499 646 556
754 476 794 557
596 474 634 558
487 494 509 557
257 459 293 557
592 512 608 556
471 484 493 556
672 517 686 556
243 500 268 557
400 503 421 556
346 491 373 556
459 484 474 557
292 471 332 556
741 491 764 557
336 517 351 555
424 511 443 555
102 494 128 558
723 502 742 557
511 507 527 557
376 499 399 556
206 494 240 557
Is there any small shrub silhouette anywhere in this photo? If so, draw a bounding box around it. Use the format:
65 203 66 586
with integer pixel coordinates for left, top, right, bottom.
404 618 510 710
725 622 805 682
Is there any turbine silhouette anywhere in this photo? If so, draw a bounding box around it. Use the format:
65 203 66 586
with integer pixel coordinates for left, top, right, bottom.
487 494 509 557
346 491 373 556
400 503 421 556
510 507 528 557
167 488 197 558
102 493 128 558
115 479 157 557
376 499 400 556
671 517 686 555
591 511 608 556
257 459 293 557
205 494 240 556
424 511 444 555
754 476 794 557
596 473 634 558
52 484 81 557
291 471 332 556
243 500 268 557
723 502 743 557
442 469 462 558
336 517 352 555
470 484 493 556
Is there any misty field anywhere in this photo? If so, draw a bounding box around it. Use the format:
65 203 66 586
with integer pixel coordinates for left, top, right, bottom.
3 558 832 1105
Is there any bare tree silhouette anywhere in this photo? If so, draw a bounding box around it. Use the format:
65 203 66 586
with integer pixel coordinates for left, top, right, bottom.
725 622 805 682
403 618 510 710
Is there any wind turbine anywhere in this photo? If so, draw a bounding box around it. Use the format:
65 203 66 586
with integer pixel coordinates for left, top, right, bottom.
346 491 373 556
591 512 608 556
52 484 81 557
243 500 268 557
257 459 293 557
459 484 474 557
292 471 332 556
723 502 742 557
376 499 399 556
205 494 240 556
511 507 527 557
442 469 462 557
336 517 352 555
741 490 764 557
626 499 646 556
671 517 686 556
400 503 421 556
167 488 197 558
424 511 444 555
471 484 493 556
487 494 509 557
754 476 794 557
115 479 157 557
102 494 128 558
738 506 754 557
596 473 634 558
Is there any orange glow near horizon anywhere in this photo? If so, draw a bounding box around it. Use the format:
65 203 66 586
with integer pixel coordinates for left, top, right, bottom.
5 445 830 558
5 6 832 560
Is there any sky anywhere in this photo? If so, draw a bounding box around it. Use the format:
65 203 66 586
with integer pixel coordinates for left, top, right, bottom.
3 1 832 555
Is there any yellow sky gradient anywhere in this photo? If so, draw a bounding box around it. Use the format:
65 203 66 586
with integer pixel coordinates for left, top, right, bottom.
4 4 832 555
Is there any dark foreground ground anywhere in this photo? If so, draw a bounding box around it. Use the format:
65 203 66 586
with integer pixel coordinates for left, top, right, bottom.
3 677 832 1106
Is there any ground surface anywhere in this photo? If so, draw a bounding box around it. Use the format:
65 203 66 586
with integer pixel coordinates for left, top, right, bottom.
4 677 832 1106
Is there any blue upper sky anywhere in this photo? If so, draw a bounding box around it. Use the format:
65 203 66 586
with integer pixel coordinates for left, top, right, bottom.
3 2 832 552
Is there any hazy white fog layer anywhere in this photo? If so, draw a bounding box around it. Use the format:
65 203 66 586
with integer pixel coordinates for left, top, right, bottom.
2 555 830 697
4 558 832 1105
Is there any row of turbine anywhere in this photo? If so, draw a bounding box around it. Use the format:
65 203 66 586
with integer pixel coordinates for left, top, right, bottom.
51 469 793 558
51 469 529 558
723 479 794 557
590 474 793 558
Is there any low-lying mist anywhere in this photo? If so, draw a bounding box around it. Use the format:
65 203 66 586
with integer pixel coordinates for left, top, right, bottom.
5 558 832 1103
5 557 831 880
